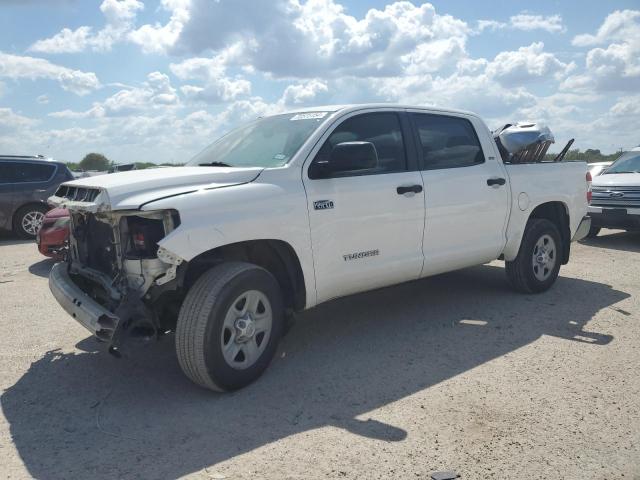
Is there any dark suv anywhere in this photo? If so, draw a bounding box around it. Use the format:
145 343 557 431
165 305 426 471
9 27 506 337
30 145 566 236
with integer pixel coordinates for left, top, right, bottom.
0 156 74 238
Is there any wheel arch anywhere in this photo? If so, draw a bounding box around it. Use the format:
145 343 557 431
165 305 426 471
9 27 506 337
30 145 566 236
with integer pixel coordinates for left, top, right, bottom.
527 201 571 264
11 201 49 231
183 239 306 313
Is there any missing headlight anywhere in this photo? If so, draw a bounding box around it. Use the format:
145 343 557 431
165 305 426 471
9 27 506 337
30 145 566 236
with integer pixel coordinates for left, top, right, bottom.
124 216 165 259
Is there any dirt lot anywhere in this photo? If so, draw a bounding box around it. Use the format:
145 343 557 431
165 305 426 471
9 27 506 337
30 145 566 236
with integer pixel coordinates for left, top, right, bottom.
0 231 639 480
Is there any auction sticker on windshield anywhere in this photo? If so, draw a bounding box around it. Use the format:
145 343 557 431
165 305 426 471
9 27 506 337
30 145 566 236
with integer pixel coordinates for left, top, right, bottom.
290 112 328 121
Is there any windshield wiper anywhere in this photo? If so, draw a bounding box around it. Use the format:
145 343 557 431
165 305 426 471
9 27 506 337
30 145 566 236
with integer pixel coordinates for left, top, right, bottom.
198 161 233 167
606 171 638 174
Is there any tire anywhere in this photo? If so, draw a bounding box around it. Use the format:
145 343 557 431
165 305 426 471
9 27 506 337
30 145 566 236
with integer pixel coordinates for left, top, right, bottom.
13 204 47 239
586 226 601 238
505 218 563 294
175 262 284 392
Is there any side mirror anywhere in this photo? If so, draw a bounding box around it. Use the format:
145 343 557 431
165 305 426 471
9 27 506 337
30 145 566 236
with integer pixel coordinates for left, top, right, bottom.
312 141 379 178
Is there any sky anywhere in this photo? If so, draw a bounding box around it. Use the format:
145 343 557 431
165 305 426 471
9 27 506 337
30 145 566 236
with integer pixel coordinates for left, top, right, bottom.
0 0 639 165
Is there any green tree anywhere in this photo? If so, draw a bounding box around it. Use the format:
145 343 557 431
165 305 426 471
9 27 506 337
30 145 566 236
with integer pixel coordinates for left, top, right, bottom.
546 148 625 163
79 153 110 171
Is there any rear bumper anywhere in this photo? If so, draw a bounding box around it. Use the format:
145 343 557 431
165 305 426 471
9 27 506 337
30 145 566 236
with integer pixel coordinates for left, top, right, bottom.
572 215 592 242
588 206 640 231
49 262 120 342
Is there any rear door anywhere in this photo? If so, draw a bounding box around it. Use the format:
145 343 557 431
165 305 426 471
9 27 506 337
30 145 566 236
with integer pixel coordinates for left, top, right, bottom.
0 162 17 230
303 110 425 303
409 111 510 276
13 161 58 204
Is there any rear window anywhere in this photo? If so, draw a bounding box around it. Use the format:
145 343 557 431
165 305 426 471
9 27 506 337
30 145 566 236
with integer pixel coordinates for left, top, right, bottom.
15 163 56 183
413 114 485 169
0 162 18 184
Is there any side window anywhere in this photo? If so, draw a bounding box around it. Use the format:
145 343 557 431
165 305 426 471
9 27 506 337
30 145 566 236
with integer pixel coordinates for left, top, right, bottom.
311 112 407 178
413 114 485 169
15 163 56 183
0 162 18 184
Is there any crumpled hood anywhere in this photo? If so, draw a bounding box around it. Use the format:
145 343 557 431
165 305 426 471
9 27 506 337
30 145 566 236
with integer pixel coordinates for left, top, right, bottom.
51 166 263 211
592 172 640 188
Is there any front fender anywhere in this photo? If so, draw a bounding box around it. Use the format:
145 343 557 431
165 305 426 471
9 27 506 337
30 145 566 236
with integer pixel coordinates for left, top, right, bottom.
143 178 318 308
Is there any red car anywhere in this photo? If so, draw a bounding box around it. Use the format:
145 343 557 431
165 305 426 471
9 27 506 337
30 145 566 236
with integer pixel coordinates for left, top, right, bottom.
36 208 70 260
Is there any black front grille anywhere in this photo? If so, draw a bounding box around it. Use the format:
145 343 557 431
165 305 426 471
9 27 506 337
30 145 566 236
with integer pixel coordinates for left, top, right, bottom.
56 185 101 202
591 185 640 208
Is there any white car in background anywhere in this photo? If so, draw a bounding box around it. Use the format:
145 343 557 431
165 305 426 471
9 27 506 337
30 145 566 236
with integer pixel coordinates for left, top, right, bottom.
588 147 640 237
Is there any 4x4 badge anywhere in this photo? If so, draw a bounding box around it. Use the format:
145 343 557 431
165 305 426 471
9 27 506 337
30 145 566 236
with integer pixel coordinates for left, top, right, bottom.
314 200 334 210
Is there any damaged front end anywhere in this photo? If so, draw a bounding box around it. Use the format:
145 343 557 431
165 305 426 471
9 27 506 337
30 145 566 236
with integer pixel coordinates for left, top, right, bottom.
49 203 185 354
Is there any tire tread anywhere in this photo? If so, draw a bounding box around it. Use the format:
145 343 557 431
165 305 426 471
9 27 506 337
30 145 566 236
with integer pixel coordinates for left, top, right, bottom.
505 218 562 294
175 262 260 391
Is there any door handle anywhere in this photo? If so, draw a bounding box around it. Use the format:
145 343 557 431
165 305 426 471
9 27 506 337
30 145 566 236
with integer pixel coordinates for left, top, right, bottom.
397 184 423 195
487 177 506 187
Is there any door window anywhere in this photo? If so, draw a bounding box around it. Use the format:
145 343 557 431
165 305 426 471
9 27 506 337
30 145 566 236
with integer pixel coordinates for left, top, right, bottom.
413 114 485 169
0 162 18 184
14 163 56 183
310 112 407 178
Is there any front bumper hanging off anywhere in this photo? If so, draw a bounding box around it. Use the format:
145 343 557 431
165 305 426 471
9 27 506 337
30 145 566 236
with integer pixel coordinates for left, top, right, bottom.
49 262 121 343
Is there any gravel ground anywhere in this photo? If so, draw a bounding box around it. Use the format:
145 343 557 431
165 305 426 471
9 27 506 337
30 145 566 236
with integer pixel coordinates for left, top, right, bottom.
0 230 639 480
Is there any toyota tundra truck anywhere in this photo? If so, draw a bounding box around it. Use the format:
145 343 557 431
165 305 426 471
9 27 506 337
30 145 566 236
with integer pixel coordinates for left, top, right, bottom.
47 104 591 392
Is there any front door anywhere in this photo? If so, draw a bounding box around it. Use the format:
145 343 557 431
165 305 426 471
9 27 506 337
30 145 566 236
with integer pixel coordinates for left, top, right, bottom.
303 111 425 303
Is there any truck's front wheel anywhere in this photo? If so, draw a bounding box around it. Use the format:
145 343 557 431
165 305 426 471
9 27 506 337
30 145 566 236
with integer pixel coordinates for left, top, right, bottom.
176 262 284 392
505 218 563 293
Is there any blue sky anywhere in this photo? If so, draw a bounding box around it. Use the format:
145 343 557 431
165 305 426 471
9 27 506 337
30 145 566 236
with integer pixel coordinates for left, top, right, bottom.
0 0 639 164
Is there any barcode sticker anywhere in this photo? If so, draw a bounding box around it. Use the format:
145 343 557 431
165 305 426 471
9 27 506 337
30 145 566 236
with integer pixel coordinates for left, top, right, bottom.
290 112 329 121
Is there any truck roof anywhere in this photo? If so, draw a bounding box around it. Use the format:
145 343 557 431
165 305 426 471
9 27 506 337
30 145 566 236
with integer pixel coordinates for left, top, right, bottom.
0 155 64 165
280 103 477 118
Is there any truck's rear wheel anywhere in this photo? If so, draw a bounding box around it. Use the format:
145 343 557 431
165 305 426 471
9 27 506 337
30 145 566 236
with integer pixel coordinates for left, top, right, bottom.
505 218 563 293
176 262 284 392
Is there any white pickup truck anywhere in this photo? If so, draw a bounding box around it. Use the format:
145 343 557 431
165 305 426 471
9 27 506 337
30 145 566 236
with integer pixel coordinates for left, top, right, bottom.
48 104 591 391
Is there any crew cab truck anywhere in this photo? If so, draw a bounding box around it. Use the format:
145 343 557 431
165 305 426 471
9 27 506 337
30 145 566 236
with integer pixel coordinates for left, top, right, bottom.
47 104 591 392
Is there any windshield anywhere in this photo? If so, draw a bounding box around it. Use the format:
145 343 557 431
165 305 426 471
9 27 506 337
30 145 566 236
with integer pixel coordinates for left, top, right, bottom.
186 112 329 168
605 151 640 174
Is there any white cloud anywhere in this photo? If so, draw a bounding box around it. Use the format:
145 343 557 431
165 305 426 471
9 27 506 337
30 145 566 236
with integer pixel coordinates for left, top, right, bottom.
49 71 178 118
486 42 574 86
170 53 252 103
0 107 38 132
477 12 565 34
129 0 190 54
572 9 640 46
29 27 93 54
157 0 471 78
563 10 640 93
0 51 100 95
29 0 143 53
180 80 251 104
610 95 640 116
36 94 49 104
509 13 565 33
280 79 329 106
